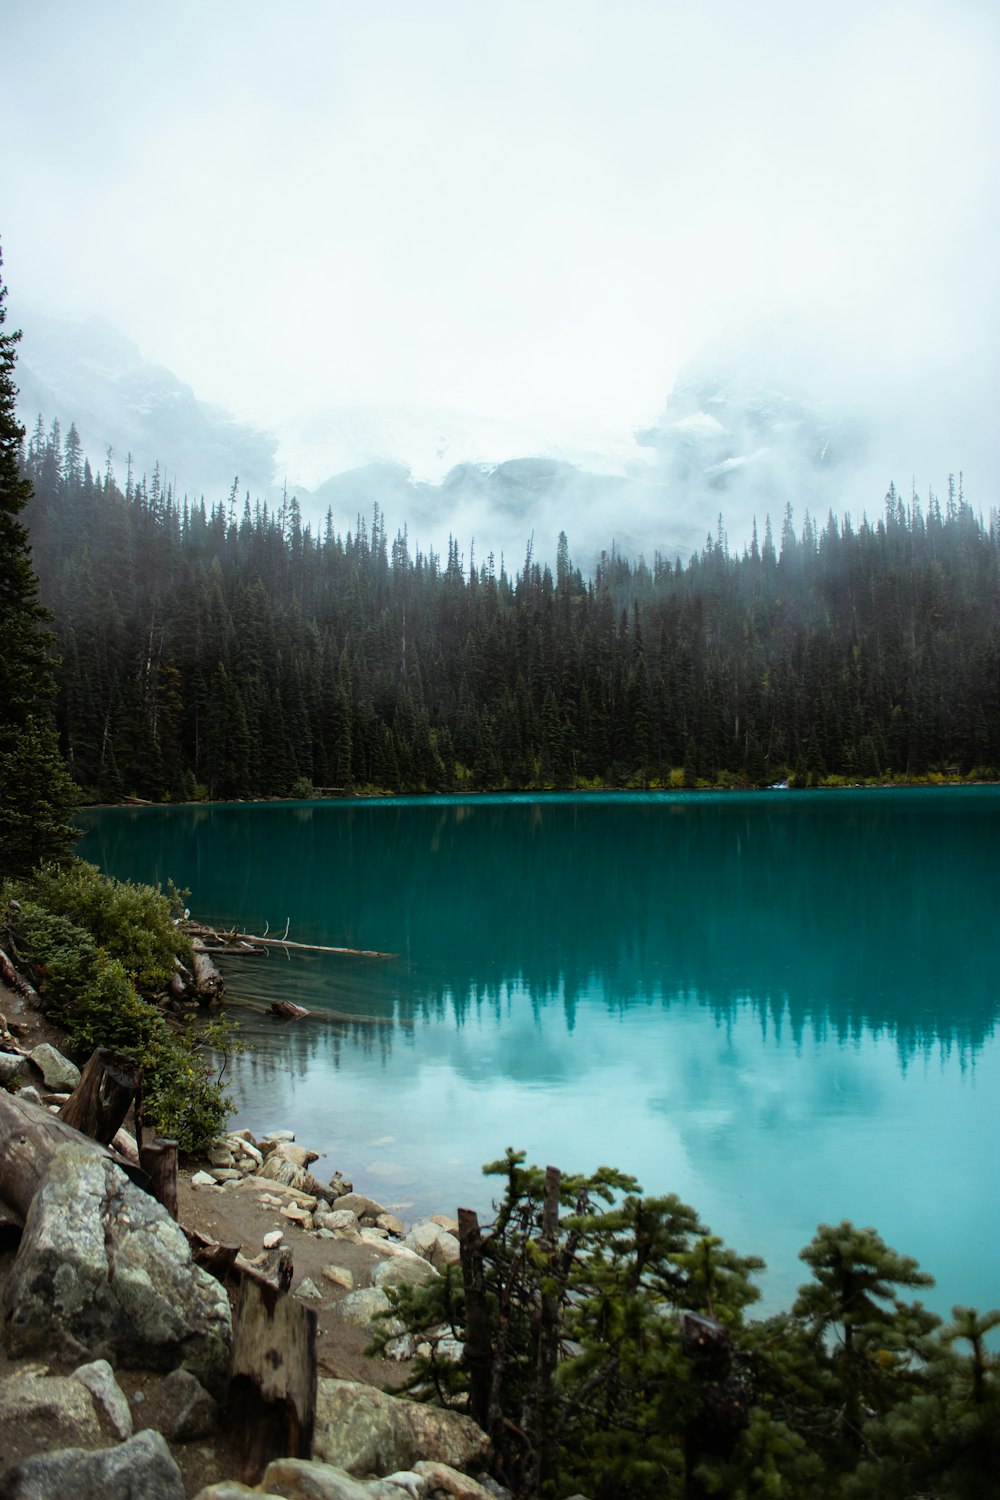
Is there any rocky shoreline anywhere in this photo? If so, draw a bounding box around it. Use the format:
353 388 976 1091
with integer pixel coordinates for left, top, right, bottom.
0 985 512 1500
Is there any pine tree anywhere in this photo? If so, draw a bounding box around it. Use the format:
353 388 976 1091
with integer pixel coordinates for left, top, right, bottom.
0 247 78 874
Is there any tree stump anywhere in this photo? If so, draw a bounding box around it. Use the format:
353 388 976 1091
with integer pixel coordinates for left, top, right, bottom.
58 1048 141 1145
227 1276 317 1481
139 1137 179 1220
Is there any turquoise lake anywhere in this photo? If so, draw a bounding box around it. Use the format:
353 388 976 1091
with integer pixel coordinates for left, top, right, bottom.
77 789 1000 1320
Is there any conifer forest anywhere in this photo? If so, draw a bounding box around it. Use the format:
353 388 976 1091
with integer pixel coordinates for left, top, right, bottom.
19 417 1000 804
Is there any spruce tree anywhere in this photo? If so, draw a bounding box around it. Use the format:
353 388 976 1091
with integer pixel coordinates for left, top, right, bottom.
0 247 78 874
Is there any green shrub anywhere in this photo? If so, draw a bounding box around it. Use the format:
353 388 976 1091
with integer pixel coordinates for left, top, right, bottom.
3 863 231 1153
31 860 191 993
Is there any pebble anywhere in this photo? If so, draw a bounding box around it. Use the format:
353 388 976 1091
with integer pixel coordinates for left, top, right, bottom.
263 1230 283 1249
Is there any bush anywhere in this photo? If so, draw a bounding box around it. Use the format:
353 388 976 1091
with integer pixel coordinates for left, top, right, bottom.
3 863 231 1153
30 859 191 993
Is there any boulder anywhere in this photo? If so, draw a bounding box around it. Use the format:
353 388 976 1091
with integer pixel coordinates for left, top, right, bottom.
259 1457 383 1498
157 1367 219 1441
1 1428 184 1500
0 1366 102 1455
313 1379 489 1479
314 1208 361 1236
413 1462 500 1500
376 1214 406 1238
404 1223 461 1269
0 1052 31 1088
258 1155 312 1192
27 1042 81 1091
322 1264 354 1290
332 1287 401 1338
273 1141 320 1170
372 1256 440 1291
333 1192 388 1221
1 1145 232 1398
72 1358 133 1439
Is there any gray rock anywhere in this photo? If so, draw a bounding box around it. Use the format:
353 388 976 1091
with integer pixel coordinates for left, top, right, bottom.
1 1427 184 1499
404 1222 461 1270
190 1170 217 1187
332 1287 400 1338
72 1358 133 1439
259 1457 380 1498
259 1154 311 1191
158 1366 219 1441
375 1213 406 1238
314 1379 489 1478
314 1208 361 1236
295 1277 324 1301
333 1192 388 1221
0 1052 30 1088
272 1141 320 1169
15 1083 43 1106
27 1042 81 1090
0 1367 102 1453
413 1462 500 1499
2 1145 232 1398
372 1256 440 1291
192 1487 285 1500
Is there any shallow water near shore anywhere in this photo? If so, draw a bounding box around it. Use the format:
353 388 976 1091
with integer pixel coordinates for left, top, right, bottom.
78 788 1000 1320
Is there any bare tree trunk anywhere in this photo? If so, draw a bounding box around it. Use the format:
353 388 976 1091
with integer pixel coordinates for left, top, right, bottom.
58 1048 141 1145
458 1206 492 1432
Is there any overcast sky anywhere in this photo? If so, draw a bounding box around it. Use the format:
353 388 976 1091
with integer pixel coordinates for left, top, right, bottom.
3 0 999 469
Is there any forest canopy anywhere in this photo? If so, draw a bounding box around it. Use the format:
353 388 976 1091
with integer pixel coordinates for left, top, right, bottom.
19 416 1000 804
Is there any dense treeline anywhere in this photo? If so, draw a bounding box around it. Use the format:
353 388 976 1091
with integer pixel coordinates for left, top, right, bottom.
20 416 1000 803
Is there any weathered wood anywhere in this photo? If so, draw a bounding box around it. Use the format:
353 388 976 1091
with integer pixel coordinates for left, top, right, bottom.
58 1047 142 1145
191 946 225 999
458 1206 493 1432
0 1090 150 1219
228 1275 317 1481
140 1137 179 1220
0 946 41 1007
270 1000 310 1020
0 1196 24 1249
184 1227 294 1295
183 921 394 959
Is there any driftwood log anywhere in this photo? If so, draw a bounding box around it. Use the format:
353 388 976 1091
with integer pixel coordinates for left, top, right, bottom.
58 1047 142 1145
228 1275 317 1481
191 944 225 1000
0 1090 150 1221
0 946 41 1007
270 1000 310 1020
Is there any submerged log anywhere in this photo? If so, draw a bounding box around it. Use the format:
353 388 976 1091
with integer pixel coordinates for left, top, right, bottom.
270 1000 310 1020
228 1275 317 1481
58 1047 142 1145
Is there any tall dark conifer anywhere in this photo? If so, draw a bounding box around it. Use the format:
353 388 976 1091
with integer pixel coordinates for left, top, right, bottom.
0 247 78 873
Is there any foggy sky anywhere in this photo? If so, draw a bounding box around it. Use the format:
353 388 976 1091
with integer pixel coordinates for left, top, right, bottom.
3 0 999 524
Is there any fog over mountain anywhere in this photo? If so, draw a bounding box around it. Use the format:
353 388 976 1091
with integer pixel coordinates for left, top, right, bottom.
22 305 944 568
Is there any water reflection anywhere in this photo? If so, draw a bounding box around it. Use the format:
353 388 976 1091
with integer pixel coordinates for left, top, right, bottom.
80 789 1000 1054
78 790 1000 1316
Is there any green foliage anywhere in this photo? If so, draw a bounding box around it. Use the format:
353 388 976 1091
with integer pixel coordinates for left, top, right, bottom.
378 1151 1000 1500
0 246 79 871
3 863 231 1153
30 859 191 993
15 397 1000 800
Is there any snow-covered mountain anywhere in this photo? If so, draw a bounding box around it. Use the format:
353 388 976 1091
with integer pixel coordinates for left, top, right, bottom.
14 310 278 501
13 307 876 567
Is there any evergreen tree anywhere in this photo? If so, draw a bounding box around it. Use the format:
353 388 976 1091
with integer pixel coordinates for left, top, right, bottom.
0 248 78 873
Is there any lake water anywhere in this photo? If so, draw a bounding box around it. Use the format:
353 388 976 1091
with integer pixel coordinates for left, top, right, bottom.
77 788 1000 1320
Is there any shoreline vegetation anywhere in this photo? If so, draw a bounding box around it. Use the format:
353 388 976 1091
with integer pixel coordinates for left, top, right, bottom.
87 769 1000 812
